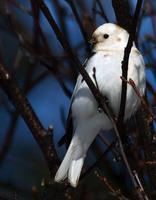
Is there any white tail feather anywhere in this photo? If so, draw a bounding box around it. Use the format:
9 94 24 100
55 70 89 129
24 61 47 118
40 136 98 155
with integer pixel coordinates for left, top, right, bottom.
54 147 72 182
54 138 85 187
68 158 84 187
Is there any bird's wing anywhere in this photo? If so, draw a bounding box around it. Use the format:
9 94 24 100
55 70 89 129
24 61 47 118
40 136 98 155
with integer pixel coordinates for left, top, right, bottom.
58 106 73 148
58 54 94 147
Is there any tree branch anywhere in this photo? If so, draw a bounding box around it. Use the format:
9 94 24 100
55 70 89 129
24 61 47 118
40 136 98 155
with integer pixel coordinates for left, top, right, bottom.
0 63 59 177
65 0 91 53
96 0 109 22
117 0 143 132
112 0 132 32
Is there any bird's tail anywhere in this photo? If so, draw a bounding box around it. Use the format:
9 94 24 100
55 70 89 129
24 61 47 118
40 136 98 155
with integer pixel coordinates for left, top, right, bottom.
54 140 85 187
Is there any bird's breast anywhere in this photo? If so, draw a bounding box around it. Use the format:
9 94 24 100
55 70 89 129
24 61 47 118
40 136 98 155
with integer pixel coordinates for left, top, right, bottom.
72 49 145 122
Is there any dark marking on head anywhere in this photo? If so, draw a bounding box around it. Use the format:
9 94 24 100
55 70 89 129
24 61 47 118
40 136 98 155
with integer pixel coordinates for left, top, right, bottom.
117 37 121 41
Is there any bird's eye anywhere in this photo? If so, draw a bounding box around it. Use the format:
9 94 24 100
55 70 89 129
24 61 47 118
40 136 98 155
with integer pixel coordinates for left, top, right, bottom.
103 34 109 39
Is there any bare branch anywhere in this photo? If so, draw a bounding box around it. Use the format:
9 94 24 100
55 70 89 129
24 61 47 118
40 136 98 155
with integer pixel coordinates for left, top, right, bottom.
65 0 91 53
117 0 143 132
112 0 132 32
0 63 59 177
94 170 129 200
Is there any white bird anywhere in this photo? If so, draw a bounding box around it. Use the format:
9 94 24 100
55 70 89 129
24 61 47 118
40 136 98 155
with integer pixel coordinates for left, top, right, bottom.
54 23 146 187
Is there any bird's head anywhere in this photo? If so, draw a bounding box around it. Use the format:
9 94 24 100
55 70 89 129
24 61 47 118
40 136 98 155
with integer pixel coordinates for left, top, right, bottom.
90 23 131 52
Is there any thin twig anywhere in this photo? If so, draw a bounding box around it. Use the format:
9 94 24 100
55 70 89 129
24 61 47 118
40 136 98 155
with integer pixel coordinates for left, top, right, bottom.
7 0 31 15
133 170 149 200
65 0 91 53
80 140 117 181
0 112 18 165
94 170 129 200
121 76 154 123
98 135 120 158
145 161 156 165
96 0 109 22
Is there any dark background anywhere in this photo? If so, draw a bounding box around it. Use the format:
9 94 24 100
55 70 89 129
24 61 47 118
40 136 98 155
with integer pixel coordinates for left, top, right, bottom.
0 0 156 199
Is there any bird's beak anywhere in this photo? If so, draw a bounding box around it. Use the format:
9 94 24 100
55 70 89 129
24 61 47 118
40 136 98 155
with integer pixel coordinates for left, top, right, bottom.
89 38 97 49
88 38 97 45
